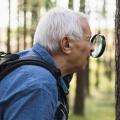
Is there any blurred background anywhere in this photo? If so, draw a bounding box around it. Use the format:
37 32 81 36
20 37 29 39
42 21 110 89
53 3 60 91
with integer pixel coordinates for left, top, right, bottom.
0 0 115 119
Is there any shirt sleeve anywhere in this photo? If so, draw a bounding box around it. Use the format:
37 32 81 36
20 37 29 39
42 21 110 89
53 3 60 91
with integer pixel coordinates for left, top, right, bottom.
4 88 56 120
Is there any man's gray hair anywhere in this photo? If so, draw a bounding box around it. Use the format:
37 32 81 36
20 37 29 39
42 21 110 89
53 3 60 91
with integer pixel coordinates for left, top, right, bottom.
33 7 85 53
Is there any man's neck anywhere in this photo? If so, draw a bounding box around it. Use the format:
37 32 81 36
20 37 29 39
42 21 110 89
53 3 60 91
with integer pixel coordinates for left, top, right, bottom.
52 53 71 76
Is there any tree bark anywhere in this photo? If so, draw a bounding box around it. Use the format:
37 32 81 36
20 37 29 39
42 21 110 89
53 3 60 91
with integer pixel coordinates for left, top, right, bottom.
74 72 85 115
17 0 20 52
85 62 90 95
95 59 100 89
79 0 85 12
115 0 120 119
7 0 11 53
68 0 73 9
31 2 39 45
23 0 27 49
45 0 56 11
74 0 87 116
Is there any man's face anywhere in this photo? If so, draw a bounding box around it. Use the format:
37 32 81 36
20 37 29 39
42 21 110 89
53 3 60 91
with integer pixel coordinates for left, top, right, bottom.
69 19 93 71
58 18 93 74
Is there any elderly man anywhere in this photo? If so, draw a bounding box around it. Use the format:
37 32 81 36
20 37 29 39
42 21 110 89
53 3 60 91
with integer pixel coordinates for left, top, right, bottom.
0 8 93 120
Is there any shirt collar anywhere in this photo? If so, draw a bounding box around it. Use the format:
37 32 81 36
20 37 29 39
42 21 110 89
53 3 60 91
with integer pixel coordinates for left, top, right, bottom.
32 43 57 68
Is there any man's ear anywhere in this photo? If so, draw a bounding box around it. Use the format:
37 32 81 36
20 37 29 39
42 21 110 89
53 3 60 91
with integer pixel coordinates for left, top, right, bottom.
60 37 72 54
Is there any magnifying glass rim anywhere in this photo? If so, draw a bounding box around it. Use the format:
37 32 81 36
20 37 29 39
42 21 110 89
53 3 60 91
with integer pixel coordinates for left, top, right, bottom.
90 34 106 58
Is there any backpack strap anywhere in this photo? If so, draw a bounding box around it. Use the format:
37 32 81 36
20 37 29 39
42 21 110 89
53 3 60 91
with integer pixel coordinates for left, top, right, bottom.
54 84 69 120
0 56 61 85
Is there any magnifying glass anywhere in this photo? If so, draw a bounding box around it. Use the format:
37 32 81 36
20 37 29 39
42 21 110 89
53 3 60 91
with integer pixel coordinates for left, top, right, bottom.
90 34 106 58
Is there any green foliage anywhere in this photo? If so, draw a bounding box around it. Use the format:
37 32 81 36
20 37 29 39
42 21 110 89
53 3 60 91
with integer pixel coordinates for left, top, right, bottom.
69 91 115 120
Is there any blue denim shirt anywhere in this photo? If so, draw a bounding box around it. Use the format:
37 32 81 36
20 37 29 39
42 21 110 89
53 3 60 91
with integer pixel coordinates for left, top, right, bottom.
0 43 69 120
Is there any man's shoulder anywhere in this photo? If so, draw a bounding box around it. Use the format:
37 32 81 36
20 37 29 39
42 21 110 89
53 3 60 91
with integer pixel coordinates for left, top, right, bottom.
0 65 57 96
0 65 58 108
19 65 57 86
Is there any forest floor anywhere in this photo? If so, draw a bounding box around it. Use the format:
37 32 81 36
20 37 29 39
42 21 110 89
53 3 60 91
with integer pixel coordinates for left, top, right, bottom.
69 90 115 120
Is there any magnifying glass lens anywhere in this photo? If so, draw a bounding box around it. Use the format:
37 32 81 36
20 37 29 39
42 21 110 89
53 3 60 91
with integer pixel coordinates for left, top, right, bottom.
90 34 106 58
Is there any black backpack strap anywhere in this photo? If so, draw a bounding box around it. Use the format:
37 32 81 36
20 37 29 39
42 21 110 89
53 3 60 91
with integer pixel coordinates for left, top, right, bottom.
0 57 61 84
54 87 69 120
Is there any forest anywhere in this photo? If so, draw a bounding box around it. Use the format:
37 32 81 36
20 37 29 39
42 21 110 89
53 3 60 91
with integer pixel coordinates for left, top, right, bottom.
0 0 117 120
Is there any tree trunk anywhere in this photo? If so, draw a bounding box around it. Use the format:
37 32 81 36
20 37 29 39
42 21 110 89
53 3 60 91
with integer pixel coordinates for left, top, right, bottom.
68 0 73 9
115 0 120 119
79 0 85 12
31 2 39 45
23 0 27 49
45 0 56 11
85 61 90 95
95 59 100 89
17 0 20 52
74 72 85 115
74 0 87 116
7 0 11 53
